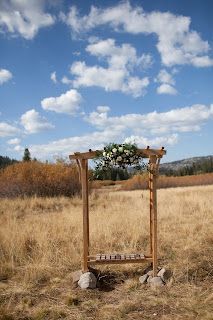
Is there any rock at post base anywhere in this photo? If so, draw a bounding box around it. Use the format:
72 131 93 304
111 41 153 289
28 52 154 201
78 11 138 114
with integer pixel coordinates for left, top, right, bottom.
139 274 149 284
78 272 97 289
157 268 172 282
72 270 83 288
150 277 165 287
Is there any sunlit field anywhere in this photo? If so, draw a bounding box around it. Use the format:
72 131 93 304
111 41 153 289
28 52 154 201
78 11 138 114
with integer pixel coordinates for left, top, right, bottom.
0 185 213 319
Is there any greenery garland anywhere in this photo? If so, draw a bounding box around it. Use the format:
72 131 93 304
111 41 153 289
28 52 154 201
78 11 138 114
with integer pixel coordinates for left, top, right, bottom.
93 142 145 179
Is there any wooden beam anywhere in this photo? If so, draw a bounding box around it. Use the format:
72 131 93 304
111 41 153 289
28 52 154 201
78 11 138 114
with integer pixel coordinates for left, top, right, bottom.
88 257 153 266
69 148 166 160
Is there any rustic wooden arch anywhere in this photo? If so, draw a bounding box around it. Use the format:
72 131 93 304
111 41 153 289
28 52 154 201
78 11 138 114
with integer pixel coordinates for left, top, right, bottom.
69 146 166 277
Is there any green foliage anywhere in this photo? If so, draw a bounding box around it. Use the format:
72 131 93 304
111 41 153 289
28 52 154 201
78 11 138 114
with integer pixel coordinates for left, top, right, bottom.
163 158 213 177
0 155 18 169
22 148 31 162
93 142 145 179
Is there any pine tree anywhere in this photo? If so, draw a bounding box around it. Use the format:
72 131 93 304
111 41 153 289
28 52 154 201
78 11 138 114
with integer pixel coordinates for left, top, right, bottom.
23 148 31 162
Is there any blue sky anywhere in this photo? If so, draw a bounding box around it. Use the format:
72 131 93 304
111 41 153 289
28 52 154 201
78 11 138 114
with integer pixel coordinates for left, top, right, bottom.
0 0 213 163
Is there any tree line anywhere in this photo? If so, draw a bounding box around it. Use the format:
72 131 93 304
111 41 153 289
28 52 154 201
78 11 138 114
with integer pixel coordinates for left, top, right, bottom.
163 158 213 177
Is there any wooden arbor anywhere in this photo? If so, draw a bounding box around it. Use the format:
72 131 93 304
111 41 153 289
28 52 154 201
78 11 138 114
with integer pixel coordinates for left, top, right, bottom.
69 147 166 277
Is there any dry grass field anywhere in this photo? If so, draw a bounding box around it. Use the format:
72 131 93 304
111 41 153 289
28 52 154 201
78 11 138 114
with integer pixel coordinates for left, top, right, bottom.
0 185 213 319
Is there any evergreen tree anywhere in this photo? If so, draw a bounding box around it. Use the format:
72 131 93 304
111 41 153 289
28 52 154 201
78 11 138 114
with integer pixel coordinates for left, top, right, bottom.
23 148 31 162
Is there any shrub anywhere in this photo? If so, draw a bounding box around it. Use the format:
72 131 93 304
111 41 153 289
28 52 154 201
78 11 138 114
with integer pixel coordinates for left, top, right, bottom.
121 172 213 191
0 160 81 198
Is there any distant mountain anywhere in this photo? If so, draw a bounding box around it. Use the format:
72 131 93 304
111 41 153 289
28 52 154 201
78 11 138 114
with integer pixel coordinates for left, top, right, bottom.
159 155 213 172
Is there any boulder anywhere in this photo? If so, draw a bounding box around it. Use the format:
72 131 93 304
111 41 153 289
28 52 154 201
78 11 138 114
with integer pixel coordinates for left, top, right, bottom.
150 277 165 287
72 270 83 288
157 268 172 282
78 272 97 289
139 274 148 284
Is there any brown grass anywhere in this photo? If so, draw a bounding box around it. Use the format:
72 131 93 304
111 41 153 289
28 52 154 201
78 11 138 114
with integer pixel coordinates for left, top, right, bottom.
0 160 81 198
0 185 213 319
121 172 213 191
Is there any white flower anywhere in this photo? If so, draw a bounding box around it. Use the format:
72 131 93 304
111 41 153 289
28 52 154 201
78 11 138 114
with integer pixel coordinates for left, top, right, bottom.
130 157 134 162
112 148 117 153
118 147 123 152
117 156 122 161
102 161 106 166
103 151 106 157
126 151 130 156
124 150 128 153
110 161 114 166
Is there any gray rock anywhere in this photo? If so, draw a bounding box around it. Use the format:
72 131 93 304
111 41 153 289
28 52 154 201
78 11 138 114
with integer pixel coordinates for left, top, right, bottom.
147 275 153 283
157 268 172 282
144 265 153 274
139 274 148 284
78 272 97 289
150 277 165 286
72 270 83 288
147 270 153 276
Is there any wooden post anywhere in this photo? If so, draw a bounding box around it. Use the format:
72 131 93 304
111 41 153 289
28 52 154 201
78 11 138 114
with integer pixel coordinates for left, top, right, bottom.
150 156 157 277
149 162 153 255
81 159 89 273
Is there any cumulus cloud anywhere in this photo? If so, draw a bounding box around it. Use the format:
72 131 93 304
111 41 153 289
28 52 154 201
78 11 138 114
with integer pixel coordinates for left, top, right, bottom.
157 84 178 95
29 128 125 159
61 76 72 85
0 122 22 137
21 109 55 133
124 134 179 148
0 69 13 84
61 1 213 67
0 0 55 39
41 89 82 115
69 38 151 97
14 145 24 152
7 138 21 144
154 69 175 85
84 104 213 135
50 71 57 83
26 104 213 159
97 106 111 113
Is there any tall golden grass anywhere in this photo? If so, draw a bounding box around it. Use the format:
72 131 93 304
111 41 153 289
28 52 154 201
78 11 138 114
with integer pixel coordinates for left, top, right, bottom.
0 185 212 319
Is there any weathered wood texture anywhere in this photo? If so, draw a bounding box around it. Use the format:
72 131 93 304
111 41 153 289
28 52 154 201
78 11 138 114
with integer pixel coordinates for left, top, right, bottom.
69 148 166 160
69 147 166 275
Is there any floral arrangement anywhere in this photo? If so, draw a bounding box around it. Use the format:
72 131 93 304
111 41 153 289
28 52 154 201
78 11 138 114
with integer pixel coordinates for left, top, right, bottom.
93 142 144 178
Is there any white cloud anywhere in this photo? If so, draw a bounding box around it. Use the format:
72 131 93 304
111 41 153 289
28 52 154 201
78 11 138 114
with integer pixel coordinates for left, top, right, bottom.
61 76 72 85
69 38 151 97
154 69 175 85
97 106 110 113
29 128 124 159
124 134 179 148
61 2 213 67
0 69 13 84
86 38 153 70
0 122 22 137
41 89 82 115
50 71 57 83
14 145 24 152
157 84 178 95
84 104 213 135
71 61 149 98
21 109 55 133
0 0 55 39
26 104 213 159
7 138 21 144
